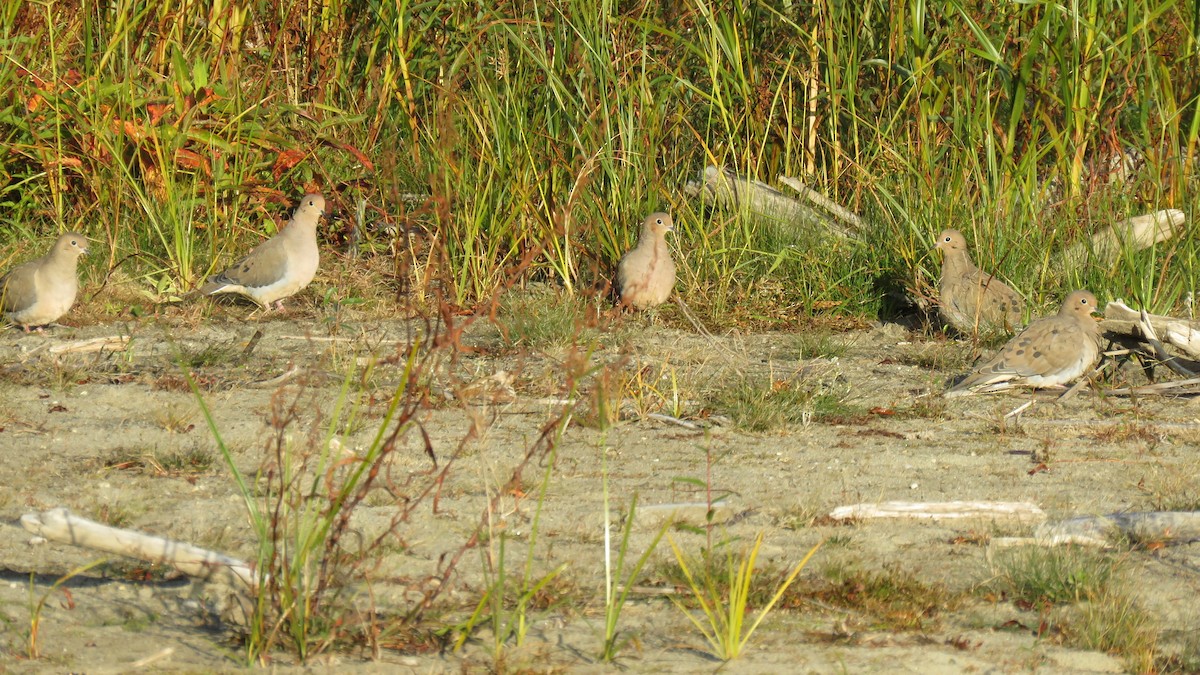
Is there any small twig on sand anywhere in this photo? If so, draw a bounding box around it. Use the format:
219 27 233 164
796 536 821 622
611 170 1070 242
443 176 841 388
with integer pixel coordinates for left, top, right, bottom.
237 329 265 364
646 413 701 430
249 365 300 388
1004 400 1034 420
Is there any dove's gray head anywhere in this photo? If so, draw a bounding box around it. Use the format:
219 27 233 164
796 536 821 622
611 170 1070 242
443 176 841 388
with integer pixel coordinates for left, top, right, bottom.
295 194 326 220
1061 290 1099 318
934 229 967 254
52 233 89 261
640 212 673 240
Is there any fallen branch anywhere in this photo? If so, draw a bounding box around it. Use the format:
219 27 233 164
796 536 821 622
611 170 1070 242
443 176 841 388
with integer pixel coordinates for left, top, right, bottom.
1056 209 1185 271
1103 300 1200 360
828 501 1045 521
775 175 866 231
48 336 131 355
683 165 860 241
1103 377 1200 396
992 511 1200 548
20 507 255 588
1136 309 1197 377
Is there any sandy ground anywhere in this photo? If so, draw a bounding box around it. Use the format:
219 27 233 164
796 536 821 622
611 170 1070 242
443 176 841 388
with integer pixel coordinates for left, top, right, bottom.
1 307 1198 673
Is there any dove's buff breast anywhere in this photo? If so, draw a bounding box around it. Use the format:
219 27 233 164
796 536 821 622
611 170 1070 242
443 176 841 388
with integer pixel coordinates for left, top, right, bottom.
4 265 78 326
618 241 675 309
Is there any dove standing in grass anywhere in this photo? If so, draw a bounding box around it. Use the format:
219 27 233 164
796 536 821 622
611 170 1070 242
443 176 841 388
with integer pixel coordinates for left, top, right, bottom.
0 232 88 332
944 290 1102 397
197 193 325 310
616 212 675 310
935 229 1025 335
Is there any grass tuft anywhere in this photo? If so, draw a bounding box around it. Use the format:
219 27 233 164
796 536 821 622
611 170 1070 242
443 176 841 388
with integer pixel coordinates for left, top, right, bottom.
497 291 599 350
992 547 1118 607
808 565 959 631
709 373 858 431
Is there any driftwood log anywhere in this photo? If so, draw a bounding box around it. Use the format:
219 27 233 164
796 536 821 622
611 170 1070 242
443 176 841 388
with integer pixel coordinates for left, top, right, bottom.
683 165 863 240
1055 209 1185 270
1103 300 1200 360
828 501 1045 521
1098 300 1200 394
825 502 1200 550
20 507 255 588
994 511 1200 548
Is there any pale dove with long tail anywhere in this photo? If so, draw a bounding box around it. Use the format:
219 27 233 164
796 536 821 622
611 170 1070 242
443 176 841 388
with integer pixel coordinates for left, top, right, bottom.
196 193 325 310
1 232 89 331
945 290 1102 397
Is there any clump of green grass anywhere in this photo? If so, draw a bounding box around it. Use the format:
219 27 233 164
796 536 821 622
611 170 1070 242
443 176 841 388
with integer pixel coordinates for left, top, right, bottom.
775 502 825 531
178 343 238 369
89 502 136 528
992 546 1118 607
1076 591 1160 673
103 445 214 478
891 342 976 373
497 291 597 349
708 374 860 431
792 331 852 360
894 396 948 420
665 532 822 661
808 564 959 631
992 546 1165 671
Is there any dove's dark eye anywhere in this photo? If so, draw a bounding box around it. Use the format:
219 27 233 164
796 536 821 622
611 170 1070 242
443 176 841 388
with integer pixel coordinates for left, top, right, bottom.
70 240 77 246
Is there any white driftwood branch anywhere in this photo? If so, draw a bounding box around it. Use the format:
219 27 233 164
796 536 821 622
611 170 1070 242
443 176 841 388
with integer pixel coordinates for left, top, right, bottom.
1104 378 1200 396
775 175 866 231
1103 300 1200 360
20 507 256 588
828 501 1045 521
683 165 859 240
993 511 1200 548
1057 209 1185 269
48 336 131 354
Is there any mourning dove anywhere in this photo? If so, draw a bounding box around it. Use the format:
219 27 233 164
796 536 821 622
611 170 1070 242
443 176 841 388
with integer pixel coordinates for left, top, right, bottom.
0 232 89 331
197 194 325 310
935 229 1024 335
944 290 1102 397
616 212 675 310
